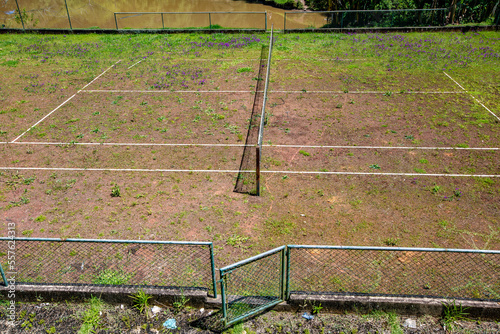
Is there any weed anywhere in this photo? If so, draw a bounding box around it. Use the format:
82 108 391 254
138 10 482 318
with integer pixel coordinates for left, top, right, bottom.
369 164 381 170
442 300 469 330
237 67 253 73
130 289 153 318
78 296 104 334
404 135 414 140
311 301 323 315
227 234 249 247
384 238 399 246
173 289 190 313
299 150 310 156
92 269 132 285
111 185 121 197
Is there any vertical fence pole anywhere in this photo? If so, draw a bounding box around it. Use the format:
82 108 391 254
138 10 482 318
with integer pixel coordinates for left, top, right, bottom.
0 263 7 287
209 12 212 29
285 246 290 300
114 13 118 30
64 0 72 30
161 13 164 29
280 248 286 300
14 0 25 30
210 243 217 298
220 273 227 325
265 11 267 31
256 146 261 196
284 12 286 32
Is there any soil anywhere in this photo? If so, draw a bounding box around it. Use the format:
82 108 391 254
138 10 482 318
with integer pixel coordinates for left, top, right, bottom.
1 301 500 333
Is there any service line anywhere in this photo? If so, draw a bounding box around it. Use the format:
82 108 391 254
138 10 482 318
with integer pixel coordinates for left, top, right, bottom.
12 141 250 147
10 60 122 143
80 90 464 94
0 166 498 178
81 90 256 94
443 71 500 122
4 142 499 151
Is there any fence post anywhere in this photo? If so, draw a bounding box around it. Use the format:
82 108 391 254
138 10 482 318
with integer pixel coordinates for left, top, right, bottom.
265 11 267 31
280 247 286 300
114 13 118 30
161 13 164 29
209 12 212 29
0 263 7 287
210 243 217 298
283 12 286 32
14 0 24 30
220 274 227 325
256 146 260 196
285 246 290 300
64 0 72 30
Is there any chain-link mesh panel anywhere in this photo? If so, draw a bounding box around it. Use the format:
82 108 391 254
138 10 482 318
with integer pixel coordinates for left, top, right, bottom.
234 45 269 195
285 9 449 30
0 239 215 296
221 248 284 325
288 247 500 301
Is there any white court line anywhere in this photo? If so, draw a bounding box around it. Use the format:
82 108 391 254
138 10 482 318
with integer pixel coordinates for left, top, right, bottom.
270 90 465 94
0 166 497 178
10 60 122 143
128 60 143 69
11 141 249 147
261 171 500 177
81 89 464 94
5 142 498 151
443 71 500 122
82 90 255 94
263 144 499 151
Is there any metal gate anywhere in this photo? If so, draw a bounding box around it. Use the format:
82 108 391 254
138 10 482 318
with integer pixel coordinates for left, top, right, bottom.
219 246 286 326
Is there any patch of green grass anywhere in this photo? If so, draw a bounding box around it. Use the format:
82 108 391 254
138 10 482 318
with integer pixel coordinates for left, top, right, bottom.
237 67 253 73
92 269 132 285
78 296 104 334
299 150 310 156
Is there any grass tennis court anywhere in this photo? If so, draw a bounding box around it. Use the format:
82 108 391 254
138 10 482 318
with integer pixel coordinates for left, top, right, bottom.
0 31 499 265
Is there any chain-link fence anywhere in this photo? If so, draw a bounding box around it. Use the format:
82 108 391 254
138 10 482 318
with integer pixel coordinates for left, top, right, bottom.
114 12 267 30
0 238 217 297
287 246 500 301
284 8 450 31
220 246 285 326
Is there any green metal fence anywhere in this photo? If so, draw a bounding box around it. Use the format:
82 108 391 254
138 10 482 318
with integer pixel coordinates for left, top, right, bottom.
0 237 217 297
219 246 286 326
287 245 500 301
284 8 450 31
114 11 267 31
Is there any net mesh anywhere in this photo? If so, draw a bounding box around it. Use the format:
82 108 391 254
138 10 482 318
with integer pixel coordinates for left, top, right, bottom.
234 45 269 195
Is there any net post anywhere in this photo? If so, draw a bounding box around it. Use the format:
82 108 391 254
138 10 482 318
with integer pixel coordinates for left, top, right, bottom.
285 246 291 300
161 13 164 29
114 13 118 30
64 0 72 30
0 262 7 287
284 12 286 32
14 0 25 30
265 11 267 31
256 146 261 196
209 12 212 29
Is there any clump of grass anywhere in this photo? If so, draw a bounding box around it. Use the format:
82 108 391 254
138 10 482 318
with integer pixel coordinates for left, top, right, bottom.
78 296 104 334
299 150 310 156
92 269 132 285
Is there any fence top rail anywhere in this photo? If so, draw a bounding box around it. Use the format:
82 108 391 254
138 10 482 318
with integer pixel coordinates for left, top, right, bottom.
286 8 450 14
115 11 267 15
0 237 212 246
287 245 500 254
220 245 285 273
